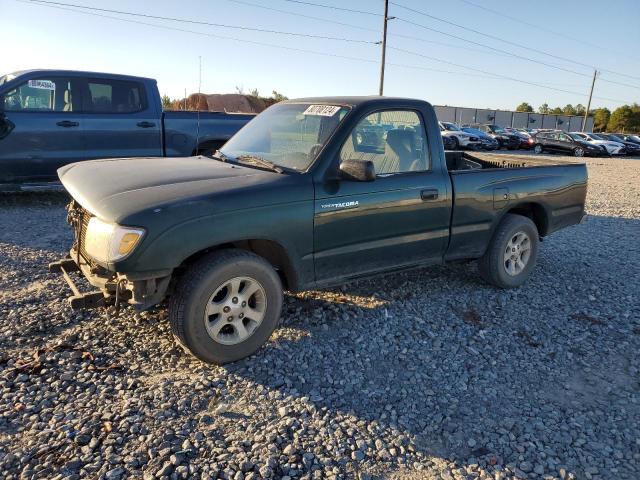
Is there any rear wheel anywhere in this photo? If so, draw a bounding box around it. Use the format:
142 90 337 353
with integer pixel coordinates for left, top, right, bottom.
573 147 585 157
478 214 539 289
533 144 543 154
451 136 460 150
169 250 283 364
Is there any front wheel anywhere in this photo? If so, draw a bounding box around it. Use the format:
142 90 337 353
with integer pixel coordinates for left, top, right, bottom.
169 250 283 364
450 136 460 150
573 147 585 157
478 214 539 289
533 144 543 154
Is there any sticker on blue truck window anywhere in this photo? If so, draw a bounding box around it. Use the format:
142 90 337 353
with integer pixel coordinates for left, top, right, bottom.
28 80 56 90
304 104 341 116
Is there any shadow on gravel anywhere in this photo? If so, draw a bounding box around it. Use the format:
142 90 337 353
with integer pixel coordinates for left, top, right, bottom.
224 214 640 478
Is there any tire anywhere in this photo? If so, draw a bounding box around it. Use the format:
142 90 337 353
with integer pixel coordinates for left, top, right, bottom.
533 144 543 154
450 136 460 150
169 249 283 364
478 214 539 289
573 147 585 157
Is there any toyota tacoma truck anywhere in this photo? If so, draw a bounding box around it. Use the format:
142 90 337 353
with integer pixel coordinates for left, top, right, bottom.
0 69 254 189
49 96 588 364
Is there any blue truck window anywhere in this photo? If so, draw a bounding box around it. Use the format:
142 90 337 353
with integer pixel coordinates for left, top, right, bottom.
85 79 146 113
2 78 76 112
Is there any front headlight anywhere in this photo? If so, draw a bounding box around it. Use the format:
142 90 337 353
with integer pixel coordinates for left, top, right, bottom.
84 217 145 263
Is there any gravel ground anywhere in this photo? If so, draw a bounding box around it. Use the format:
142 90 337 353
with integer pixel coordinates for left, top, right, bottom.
1 156 638 480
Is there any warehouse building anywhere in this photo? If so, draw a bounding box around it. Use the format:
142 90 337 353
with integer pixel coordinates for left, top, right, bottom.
434 105 593 132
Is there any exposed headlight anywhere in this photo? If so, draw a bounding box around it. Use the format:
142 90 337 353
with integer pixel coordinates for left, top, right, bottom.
84 217 145 263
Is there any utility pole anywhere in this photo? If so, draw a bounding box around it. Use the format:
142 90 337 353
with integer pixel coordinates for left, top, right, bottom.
378 0 389 96
582 69 598 132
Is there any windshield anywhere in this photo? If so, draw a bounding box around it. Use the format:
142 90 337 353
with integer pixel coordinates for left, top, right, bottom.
442 122 461 131
462 127 483 135
607 134 624 142
588 133 605 140
490 125 505 133
220 102 350 172
568 133 583 141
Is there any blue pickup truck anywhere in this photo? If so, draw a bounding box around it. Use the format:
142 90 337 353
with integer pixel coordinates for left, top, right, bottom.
0 70 255 189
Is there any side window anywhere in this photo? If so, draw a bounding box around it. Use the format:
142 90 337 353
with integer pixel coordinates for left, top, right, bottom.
85 79 146 113
339 110 430 175
559 133 570 142
2 78 77 112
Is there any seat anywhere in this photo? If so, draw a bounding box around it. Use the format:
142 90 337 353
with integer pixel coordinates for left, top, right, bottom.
63 90 73 112
380 129 420 174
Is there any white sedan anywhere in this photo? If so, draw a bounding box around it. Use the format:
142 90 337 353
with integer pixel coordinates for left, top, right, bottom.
439 122 481 150
571 132 626 155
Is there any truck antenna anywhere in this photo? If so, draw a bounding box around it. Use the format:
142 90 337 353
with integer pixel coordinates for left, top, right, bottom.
196 56 202 155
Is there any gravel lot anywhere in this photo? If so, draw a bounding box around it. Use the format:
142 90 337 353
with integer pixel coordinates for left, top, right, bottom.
1 155 638 480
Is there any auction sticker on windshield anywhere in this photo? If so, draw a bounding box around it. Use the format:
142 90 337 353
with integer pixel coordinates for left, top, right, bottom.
28 80 56 90
304 105 341 116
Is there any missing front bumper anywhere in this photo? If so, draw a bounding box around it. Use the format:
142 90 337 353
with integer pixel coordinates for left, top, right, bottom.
48 257 108 310
48 252 172 311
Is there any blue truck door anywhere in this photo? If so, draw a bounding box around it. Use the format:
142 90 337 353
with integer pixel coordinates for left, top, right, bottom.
313 109 451 283
0 77 85 184
81 77 162 160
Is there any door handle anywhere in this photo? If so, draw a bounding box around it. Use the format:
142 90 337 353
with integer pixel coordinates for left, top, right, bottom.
56 120 79 128
421 189 439 201
136 121 156 128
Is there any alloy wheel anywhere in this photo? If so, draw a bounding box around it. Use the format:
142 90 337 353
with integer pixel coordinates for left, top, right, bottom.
503 232 532 276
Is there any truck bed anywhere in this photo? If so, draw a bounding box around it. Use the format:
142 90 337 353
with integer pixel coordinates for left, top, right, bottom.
445 151 583 171
444 150 588 262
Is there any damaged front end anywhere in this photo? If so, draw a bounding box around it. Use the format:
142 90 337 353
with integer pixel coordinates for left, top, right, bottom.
49 201 171 313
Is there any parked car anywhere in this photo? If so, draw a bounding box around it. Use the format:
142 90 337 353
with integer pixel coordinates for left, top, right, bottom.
439 121 481 150
615 133 640 145
441 133 456 150
476 124 521 150
533 131 604 157
506 128 535 149
50 96 588 364
571 132 626 156
461 127 499 150
599 133 640 155
0 70 255 189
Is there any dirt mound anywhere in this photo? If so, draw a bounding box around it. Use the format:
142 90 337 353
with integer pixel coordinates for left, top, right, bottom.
171 93 269 113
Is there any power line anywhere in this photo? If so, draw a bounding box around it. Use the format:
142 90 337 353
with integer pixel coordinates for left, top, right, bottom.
279 0 381 16
387 45 633 104
457 0 640 65
22 0 377 44
390 1 640 85
15 0 635 105
249 0 640 89
227 0 520 59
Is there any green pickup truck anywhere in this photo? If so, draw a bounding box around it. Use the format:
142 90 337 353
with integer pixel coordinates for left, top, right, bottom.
50 96 588 364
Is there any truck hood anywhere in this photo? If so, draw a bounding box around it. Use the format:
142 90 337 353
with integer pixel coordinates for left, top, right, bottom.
58 156 279 222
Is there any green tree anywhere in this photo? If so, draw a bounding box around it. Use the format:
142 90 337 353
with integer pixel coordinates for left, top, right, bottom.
562 104 577 116
249 88 260 97
607 105 635 132
538 103 551 114
515 102 534 112
551 107 563 114
574 104 586 115
161 94 172 110
591 108 610 132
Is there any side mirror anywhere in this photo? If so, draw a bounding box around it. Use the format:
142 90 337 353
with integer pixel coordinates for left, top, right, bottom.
339 159 375 182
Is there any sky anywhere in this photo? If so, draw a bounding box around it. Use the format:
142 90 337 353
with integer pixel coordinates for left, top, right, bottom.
2 0 640 111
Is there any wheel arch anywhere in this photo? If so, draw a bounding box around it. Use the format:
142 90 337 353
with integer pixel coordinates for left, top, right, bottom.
175 238 300 291
503 202 549 236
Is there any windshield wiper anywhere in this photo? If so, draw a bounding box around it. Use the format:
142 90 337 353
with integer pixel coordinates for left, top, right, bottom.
236 155 284 174
208 149 232 162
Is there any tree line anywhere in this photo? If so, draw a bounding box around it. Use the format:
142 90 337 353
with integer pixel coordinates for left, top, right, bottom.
515 102 640 133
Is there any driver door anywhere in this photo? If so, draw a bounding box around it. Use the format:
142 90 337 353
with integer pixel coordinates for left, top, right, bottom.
313 109 450 284
0 76 85 184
